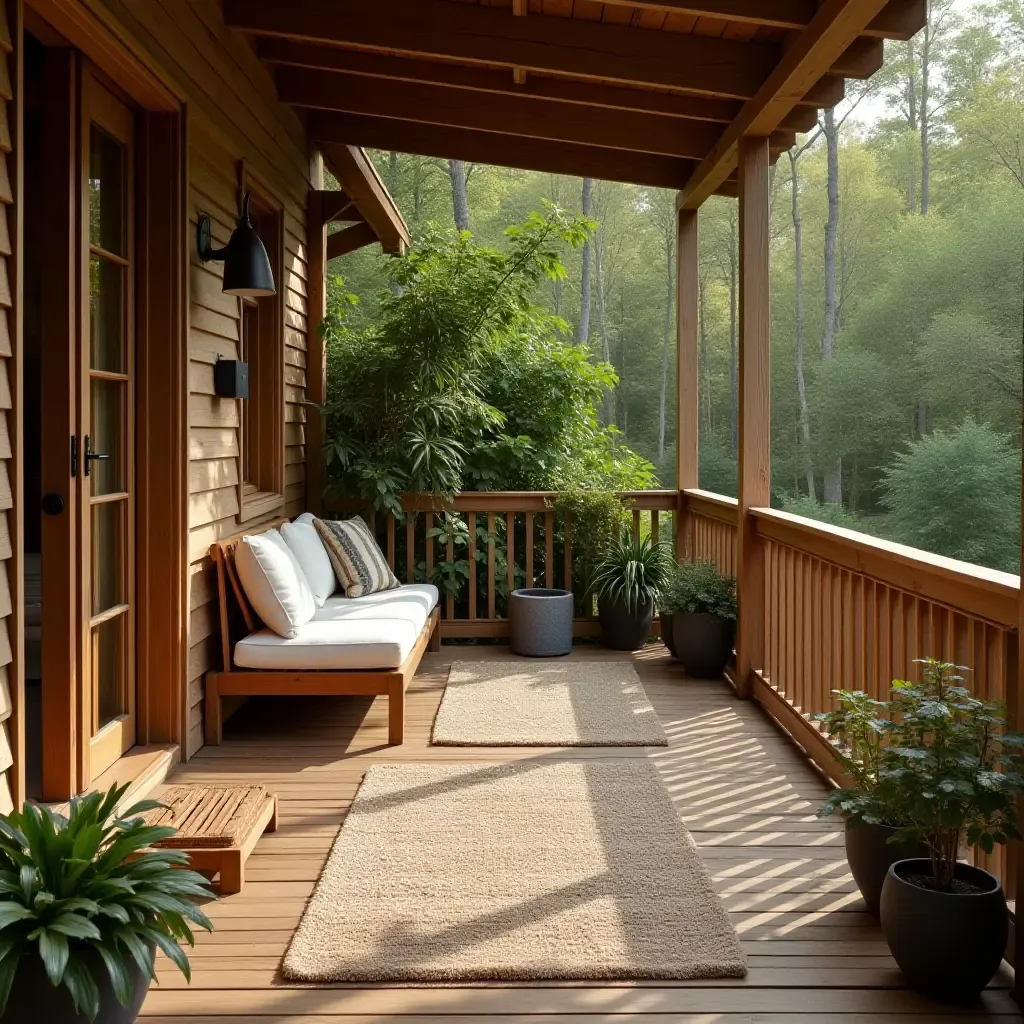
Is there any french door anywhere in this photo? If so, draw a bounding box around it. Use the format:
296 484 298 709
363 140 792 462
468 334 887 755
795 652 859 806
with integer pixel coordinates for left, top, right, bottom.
78 71 136 782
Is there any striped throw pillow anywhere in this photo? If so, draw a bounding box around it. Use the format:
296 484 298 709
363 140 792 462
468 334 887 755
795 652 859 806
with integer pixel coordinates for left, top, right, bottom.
313 517 401 598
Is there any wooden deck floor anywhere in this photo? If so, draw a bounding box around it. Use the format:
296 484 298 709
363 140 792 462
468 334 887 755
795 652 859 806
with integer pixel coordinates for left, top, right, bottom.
142 646 1020 1023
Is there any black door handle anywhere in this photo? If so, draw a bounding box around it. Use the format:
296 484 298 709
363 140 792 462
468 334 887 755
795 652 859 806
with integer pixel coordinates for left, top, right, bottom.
84 435 110 477
41 493 64 516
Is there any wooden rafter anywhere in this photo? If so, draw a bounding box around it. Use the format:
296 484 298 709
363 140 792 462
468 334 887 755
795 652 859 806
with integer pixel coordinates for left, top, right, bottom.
319 143 409 254
226 0 782 100
278 68 795 161
259 39 821 133
326 221 379 260
680 0 895 210
596 0 925 39
310 111 716 191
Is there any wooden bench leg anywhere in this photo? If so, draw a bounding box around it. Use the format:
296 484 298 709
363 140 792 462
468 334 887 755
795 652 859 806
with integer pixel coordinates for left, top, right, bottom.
218 848 244 894
204 675 223 746
388 677 405 746
429 616 442 653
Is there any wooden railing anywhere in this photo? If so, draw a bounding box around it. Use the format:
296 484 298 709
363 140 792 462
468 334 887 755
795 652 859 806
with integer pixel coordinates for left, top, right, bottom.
324 491 677 640
679 488 1020 897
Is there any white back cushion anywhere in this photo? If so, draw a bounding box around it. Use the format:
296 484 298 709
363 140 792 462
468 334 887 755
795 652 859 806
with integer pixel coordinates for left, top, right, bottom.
234 529 316 638
281 519 336 607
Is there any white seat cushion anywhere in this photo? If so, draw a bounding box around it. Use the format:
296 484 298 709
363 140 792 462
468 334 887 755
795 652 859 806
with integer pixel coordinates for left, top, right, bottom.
234 584 439 671
234 529 316 638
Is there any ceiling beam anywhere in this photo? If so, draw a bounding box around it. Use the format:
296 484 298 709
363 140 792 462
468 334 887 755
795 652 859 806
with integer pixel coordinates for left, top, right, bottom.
319 143 410 253
309 111 705 191
259 39 820 133
595 0 925 40
277 66 795 161
326 221 380 260
226 0 783 100
680 0 894 209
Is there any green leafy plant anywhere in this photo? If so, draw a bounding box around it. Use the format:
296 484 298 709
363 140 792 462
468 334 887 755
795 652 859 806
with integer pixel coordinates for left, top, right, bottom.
817 659 1024 891
662 560 737 620
592 533 674 614
551 487 630 602
0 783 213 1021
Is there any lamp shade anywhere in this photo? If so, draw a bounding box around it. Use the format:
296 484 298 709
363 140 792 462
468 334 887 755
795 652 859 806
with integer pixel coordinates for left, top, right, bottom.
197 191 276 298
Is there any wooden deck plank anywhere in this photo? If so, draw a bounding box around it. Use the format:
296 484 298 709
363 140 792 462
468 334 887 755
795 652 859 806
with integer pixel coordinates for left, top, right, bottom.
143 647 1016 1022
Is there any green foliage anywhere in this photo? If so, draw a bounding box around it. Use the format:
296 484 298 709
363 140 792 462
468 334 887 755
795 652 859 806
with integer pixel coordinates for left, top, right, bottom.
551 487 630 600
0 784 213 1021
592 533 674 614
323 207 654 514
817 660 1024 891
661 560 737 619
777 493 871 533
879 419 1021 572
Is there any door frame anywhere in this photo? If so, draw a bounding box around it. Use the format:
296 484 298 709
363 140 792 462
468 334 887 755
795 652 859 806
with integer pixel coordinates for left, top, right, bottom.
21 1 187 800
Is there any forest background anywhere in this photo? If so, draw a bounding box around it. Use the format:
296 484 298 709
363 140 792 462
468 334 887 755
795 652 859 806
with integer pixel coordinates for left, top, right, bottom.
327 0 1024 574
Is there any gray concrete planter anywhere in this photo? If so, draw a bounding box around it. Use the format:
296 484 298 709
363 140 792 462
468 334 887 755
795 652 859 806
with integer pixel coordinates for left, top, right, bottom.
509 588 573 657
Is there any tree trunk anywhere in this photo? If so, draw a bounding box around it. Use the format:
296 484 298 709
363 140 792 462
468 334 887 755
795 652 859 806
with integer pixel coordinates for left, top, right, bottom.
789 148 816 501
698 269 712 434
448 159 470 231
920 3 931 215
595 222 613 424
907 38 918 213
728 208 738 458
822 107 842 504
576 178 594 344
412 156 423 222
387 151 400 198
657 217 674 473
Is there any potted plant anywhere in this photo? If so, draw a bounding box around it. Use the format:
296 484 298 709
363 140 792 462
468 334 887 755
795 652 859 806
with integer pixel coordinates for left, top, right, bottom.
0 783 214 1023
664 560 737 678
874 660 1024 1000
593 533 673 651
815 689 925 917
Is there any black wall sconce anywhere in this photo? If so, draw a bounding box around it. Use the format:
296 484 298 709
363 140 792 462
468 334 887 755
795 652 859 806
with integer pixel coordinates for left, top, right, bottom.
197 191 276 297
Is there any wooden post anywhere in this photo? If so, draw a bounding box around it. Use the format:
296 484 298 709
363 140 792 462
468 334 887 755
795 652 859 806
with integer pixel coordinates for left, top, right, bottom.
675 205 699 562
1014 406 1024 1001
735 135 771 700
306 152 327 516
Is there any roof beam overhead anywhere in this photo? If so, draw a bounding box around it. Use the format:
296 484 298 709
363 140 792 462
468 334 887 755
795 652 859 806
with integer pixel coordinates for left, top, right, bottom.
595 0 925 40
258 39 820 133
680 0 896 210
276 67 796 161
225 0 783 100
309 111 708 191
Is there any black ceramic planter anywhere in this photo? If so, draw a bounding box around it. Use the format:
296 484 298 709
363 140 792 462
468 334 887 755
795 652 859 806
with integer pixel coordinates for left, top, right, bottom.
880 858 1008 1001
598 598 654 651
844 821 925 917
4 947 152 1024
659 612 678 657
671 611 735 678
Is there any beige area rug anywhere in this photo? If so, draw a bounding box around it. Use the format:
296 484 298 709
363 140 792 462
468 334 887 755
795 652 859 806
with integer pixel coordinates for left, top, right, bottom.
430 660 668 747
282 761 746 982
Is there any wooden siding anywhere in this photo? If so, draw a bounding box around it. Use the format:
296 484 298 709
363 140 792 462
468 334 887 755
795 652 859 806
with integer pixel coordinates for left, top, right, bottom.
0 1 13 815
97 0 314 759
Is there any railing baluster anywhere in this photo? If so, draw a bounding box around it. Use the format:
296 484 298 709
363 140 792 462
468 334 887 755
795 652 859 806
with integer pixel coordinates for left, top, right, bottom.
506 512 515 610
563 512 573 605
525 513 534 588
405 513 415 584
425 512 434 580
545 511 554 589
468 511 477 620
487 512 496 621
386 513 396 572
446 527 455 621
651 510 659 545
632 509 641 543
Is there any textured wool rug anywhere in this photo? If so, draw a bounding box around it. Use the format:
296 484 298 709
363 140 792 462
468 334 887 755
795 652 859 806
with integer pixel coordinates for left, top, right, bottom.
282 761 746 982
430 660 668 747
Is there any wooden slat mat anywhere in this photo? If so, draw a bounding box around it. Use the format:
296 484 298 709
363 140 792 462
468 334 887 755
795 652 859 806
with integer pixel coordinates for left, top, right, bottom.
144 785 269 849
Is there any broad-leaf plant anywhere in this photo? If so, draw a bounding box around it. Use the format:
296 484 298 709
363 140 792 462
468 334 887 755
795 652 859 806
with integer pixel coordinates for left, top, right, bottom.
661 560 737 621
818 659 1024 892
0 783 212 1020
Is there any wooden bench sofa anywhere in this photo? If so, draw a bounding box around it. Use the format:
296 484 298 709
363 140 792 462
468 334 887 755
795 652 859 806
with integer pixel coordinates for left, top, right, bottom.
204 518 441 747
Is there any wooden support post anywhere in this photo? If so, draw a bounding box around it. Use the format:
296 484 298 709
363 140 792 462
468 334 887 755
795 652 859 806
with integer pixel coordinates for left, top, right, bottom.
306 154 328 516
675 205 699 562
735 135 771 701
1014 439 1024 1002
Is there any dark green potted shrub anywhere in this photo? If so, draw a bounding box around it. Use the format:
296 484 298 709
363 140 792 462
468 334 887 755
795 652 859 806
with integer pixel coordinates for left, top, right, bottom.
593 533 673 651
815 689 925 917
874 660 1024 1000
666 560 736 678
0 783 213 1023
